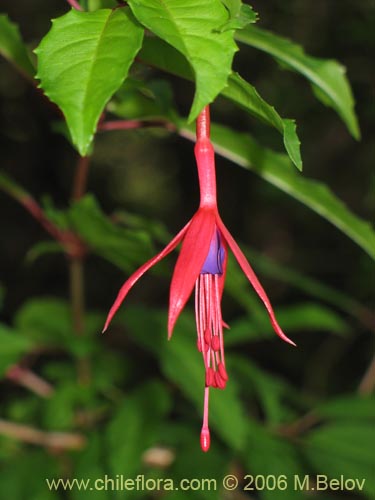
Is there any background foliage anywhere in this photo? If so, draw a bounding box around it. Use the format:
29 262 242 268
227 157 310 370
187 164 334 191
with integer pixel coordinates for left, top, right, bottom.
0 0 374 499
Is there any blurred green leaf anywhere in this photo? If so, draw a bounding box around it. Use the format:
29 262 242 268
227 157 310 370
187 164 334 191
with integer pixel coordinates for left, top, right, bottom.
185 123 375 259
35 8 144 155
244 248 365 318
235 26 360 139
0 15 35 76
72 433 110 500
231 356 298 425
106 380 171 487
317 396 375 420
0 170 30 201
128 0 238 122
304 423 375 498
43 382 89 430
109 78 178 123
26 241 64 263
0 324 34 377
68 195 155 272
245 420 305 500
225 302 350 346
0 450 59 500
14 297 104 356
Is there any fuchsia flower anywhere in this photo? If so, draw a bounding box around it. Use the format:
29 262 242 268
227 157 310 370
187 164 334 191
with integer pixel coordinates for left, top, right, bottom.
103 106 295 452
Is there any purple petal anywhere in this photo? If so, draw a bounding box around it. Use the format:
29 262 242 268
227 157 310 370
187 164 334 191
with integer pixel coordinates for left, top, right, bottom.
200 229 226 275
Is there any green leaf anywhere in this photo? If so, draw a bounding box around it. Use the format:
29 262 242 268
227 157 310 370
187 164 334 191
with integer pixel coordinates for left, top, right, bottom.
26 241 64 263
72 434 110 500
35 8 144 155
219 1 258 32
180 123 375 259
304 423 375 498
128 0 238 121
235 26 360 139
106 381 171 481
243 248 365 318
0 324 34 377
108 78 178 123
225 302 350 347
223 74 302 170
0 450 59 500
232 356 297 425
245 420 305 500
0 15 35 77
67 195 154 272
317 396 375 420
138 38 302 168
14 297 103 356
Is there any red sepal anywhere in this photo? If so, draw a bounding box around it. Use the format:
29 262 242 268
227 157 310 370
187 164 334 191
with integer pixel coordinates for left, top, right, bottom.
103 221 191 332
168 208 216 338
216 216 296 346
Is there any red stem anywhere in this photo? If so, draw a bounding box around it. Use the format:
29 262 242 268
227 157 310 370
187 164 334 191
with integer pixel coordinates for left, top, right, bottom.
99 119 175 132
72 156 90 201
66 0 83 10
196 106 210 140
195 106 217 209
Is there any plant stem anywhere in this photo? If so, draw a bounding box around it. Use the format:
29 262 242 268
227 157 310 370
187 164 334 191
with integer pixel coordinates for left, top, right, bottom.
358 353 375 396
72 156 90 201
70 155 91 386
0 419 85 450
99 119 174 132
69 258 85 335
6 366 54 398
66 0 83 10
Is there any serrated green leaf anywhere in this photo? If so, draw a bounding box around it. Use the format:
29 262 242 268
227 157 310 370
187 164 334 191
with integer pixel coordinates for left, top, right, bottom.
128 0 238 121
35 8 144 155
180 123 375 259
138 38 302 169
219 2 258 32
0 15 35 77
223 73 302 169
235 26 360 139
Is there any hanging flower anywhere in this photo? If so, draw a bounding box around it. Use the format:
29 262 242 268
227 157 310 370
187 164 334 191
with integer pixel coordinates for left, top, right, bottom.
103 106 295 452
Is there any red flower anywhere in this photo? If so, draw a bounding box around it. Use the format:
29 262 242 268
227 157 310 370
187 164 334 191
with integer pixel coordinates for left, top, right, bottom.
103 106 295 452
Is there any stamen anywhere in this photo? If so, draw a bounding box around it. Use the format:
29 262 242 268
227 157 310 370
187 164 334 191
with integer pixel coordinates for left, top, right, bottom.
200 387 210 452
195 227 228 451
